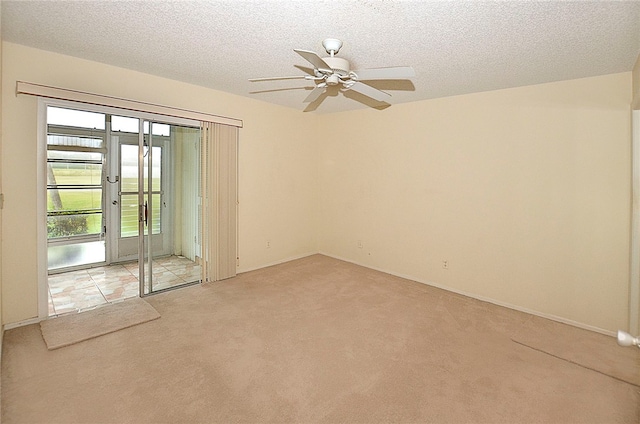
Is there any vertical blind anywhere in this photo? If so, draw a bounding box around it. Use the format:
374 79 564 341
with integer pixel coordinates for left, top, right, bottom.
201 122 239 282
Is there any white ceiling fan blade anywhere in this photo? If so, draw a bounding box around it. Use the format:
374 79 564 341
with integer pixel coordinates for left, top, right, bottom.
249 75 308 82
303 84 327 103
347 81 391 102
303 91 327 112
294 49 332 73
352 66 415 80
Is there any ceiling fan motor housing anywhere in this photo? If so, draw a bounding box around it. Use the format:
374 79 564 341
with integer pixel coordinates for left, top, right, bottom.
322 57 350 77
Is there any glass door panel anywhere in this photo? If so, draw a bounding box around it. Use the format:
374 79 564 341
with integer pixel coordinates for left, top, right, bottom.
119 144 162 237
141 121 202 295
113 123 167 260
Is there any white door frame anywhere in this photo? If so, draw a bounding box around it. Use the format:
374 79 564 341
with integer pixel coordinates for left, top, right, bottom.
630 109 640 335
108 132 173 263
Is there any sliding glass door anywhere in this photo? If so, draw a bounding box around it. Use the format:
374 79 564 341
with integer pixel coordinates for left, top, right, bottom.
111 117 202 295
46 103 202 302
109 117 170 263
39 97 239 318
137 120 202 295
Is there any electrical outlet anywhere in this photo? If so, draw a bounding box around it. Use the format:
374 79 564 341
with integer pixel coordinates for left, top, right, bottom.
357 240 363 249
442 260 449 270
266 240 271 248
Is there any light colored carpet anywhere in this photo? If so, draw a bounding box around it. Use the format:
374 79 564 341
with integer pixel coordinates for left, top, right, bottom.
39 297 160 350
3 255 639 423
512 315 640 387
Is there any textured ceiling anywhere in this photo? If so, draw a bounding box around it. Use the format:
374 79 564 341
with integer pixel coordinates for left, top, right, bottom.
2 1 640 114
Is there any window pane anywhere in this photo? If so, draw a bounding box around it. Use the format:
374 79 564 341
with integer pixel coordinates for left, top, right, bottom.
47 107 105 130
112 116 170 136
120 194 161 237
144 147 162 192
47 161 102 186
112 115 140 133
123 145 162 192
120 195 139 237
149 122 170 136
150 193 161 234
47 188 102 212
46 148 103 240
48 241 105 270
120 144 138 192
47 134 104 149
48 150 102 162
47 213 102 238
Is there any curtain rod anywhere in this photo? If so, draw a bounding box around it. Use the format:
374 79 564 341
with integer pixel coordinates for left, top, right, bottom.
16 81 243 128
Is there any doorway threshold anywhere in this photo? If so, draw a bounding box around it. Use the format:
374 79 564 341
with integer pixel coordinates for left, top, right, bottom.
48 255 201 317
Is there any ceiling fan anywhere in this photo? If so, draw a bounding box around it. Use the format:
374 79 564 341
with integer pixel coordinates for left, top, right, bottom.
249 38 415 110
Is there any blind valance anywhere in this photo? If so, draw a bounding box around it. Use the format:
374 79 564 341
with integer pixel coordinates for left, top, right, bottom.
17 81 243 128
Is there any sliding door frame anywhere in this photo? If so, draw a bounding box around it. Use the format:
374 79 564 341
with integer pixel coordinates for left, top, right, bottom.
37 98 200 318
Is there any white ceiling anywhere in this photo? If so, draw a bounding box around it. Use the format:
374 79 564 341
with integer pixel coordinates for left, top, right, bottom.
2 1 640 114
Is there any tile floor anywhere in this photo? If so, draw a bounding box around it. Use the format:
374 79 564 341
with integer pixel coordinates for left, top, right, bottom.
48 255 201 316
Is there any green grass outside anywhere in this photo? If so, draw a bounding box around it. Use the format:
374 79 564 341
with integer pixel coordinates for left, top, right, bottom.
48 169 160 237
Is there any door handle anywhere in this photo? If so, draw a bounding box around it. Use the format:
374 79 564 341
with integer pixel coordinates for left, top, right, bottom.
144 201 148 227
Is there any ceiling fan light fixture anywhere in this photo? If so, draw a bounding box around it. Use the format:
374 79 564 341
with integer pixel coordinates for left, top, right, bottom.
326 74 340 86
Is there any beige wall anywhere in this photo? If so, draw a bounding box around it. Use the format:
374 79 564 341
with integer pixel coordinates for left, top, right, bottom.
633 54 640 109
317 73 632 333
633 53 640 333
1 42 319 324
0 41 634 334
0 4 4 332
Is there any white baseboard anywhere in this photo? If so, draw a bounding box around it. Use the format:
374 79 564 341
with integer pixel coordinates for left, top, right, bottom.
319 251 615 338
237 251 318 274
3 317 41 331
4 252 615 337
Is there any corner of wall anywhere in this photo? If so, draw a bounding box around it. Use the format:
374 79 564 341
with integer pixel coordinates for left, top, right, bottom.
312 112 323 255
1 3 5 414
633 53 640 110
631 53 640 334
1 0 5 332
